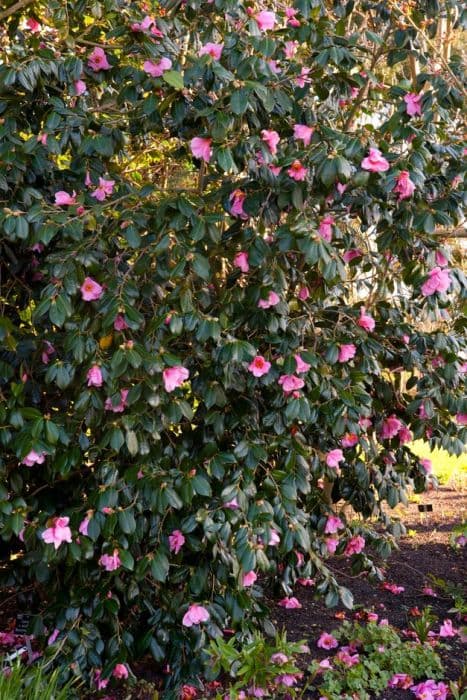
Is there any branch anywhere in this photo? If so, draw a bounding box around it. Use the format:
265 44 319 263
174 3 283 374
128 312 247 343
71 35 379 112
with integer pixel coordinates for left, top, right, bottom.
0 0 35 21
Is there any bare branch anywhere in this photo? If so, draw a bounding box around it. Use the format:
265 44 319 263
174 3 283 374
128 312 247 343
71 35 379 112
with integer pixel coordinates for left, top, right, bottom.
0 0 35 21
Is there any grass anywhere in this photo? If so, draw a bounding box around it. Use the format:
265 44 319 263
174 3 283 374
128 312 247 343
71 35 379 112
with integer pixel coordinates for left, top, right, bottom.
410 440 467 488
0 662 80 700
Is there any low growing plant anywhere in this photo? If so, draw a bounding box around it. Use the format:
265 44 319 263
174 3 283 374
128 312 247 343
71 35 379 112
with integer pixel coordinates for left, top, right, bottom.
0 661 80 700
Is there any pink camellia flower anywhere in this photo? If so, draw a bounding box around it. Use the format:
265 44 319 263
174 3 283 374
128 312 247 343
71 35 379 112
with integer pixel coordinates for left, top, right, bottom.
168 529 185 554
422 586 437 597
243 571 257 587
87 365 103 387
182 603 210 627
268 164 281 176
190 137 212 163
382 582 404 594
325 538 338 554
230 189 248 219
393 170 415 200
42 516 72 550
224 497 239 510
455 413 467 425
337 182 347 195
248 355 271 377
268 59 281 74
278 597 302 609
338 344 356 363
318 216 334 242
104 388 129 413
326 449 344 468
54 190 77 206
199 43 223 60
143 57 172 77
74 80 87 96
325 515 344 534
22 450 46 467
255 10 276 31
99 549 121 571
94 669 108 690
420 458 433 474
284 40 299 59
293 124 314 146
271 652 288 665
361 147 390 172
317 632 338 650
91 177 115 201
258 290 280 309
268 529 280 546
114 313 128 331
298 286 310 301
287 160 308 181
404 92 423 117
344 535 365 556
388 673 413 689
261 129 280 155
26 17 41 32
398 426 412 444
295 354 310 373
343 248 362 263
341 433 358 448
439 619 457 637
88 47 111 71
357 306 375 332
113 664 129 679
80 277 104 302
298 577 315 587
233 251 249 273
336 650 360 667
79 516 90 536
421 267 451 296
163 365 189 392
296 67 311 87
47 628 60 646
410 680 449 700
381 415 403 440
278 374 305 394
41 340 55 364
435 250 449 267
285 7 300 26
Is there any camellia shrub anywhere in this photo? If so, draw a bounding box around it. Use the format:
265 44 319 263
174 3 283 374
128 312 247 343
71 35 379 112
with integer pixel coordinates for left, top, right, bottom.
0 0 466 691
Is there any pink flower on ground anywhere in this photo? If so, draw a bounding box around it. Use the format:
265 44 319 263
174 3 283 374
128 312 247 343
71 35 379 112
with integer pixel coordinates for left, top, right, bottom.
298 286 310 301
258 290 280 308
338 344 356 363
358 307 375 332
168 529 185 554
344 535 365 556
114 314 128 331
143 57 172 77
422 586 438 597
104 388 129 413
325 515 344 534
287 160 308 181
87 365 103 387
54 190 77 206
388 673 413 689
163 366 189 392
295 354 310 373
278 597 302 609
243 571 257 587
341 433 358 448
47 628 60 645
248 355 271 377
420 458 433 474
361 147 390 172
74 80 87 95
382 582 404 594
113 664 128 679
318 216 334 242
99 549 121 571
88 47 111 71
421 267 451 296
410 680 449 700
336 650 360 667
275 674 301 687
261 129 280 155
22 450 46 466
439 619 457 637
393 170 415 200
404 92 423 117
297 577 315 586
293 124 314 146
233 251 249 273
278 374 305 394
182 603 210 627
381 415 403 439
80 277 103 302
271 652 288 665
42 516 72 549
91 177 115 201
317 632 338 649
230 189 248 219
79 516 90 536
326 449 344 468
199 43 223 60
190 137 212 163
255 10 276 31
